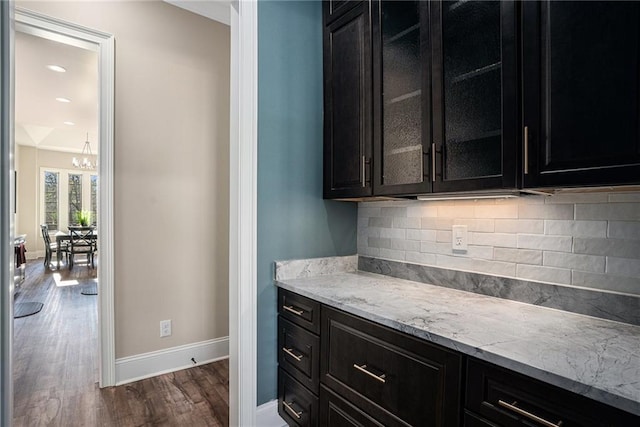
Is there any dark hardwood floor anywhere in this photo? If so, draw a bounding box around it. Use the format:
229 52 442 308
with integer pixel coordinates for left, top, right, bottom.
13 259 229 426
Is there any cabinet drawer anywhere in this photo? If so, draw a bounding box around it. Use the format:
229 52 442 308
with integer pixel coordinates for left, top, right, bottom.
320 384 388 427
321 306 462 426
278 288 320 334
466 357 639 427
278 368 318 427
278 317 320 393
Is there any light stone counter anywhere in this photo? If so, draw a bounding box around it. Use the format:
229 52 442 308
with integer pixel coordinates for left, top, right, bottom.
275 269 640 416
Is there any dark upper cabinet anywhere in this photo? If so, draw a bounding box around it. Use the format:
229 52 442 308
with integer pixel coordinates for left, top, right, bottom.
323 1 373 199
522 1 640 188
371 0 432 196
431 0 519 193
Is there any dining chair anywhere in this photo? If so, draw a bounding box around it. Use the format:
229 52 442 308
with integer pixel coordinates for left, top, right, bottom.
68 226 97 270
41 224 67 269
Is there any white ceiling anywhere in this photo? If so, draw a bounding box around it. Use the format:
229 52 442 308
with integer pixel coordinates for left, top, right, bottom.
15 31 99 153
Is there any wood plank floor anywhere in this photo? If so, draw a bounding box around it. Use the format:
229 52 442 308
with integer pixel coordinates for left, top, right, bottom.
13 259 229 426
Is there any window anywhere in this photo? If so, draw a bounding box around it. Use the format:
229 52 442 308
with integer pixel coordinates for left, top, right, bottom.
68 174 83 225
44 171 59 230
41 168 97 231
91 175 98 225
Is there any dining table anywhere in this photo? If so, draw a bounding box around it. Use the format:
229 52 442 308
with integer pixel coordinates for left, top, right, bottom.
55 227 97 269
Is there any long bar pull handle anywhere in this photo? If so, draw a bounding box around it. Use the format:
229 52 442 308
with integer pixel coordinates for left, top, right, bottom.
362 156 366 187
282 347 303 362
524 126 529 175
353 364 386 383
283 401 302 420
431 143 436 182
282 305 304 316
498 400 563 427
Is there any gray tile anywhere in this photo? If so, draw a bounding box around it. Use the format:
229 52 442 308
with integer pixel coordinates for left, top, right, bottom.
393 217 421 229
475 204 518 218
407 204 438 218
380 228 405 239
437 230 452 243
494 248 542 265
543 252 605 273
608 221 640 240
575 203 640 221
574 238 640 259
421 217 454 230
436 254 516 277
369 217 393 228
516 264 571 285
518 204 574 220
517 234 572 252
544 220 607 238
379 248 405 261
608 192 640 203
368 237 391 249
606 257 640 278
470 232 517 248
358 206 381 218
453 218 495 232
572 271 640 295
405 251 436 266
495 219 544 234
380 206 407 217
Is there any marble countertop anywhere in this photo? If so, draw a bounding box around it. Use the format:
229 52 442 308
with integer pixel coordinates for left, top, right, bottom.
275 270 640 416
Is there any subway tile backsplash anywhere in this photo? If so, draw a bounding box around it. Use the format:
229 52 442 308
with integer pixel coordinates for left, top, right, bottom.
357 192 640 295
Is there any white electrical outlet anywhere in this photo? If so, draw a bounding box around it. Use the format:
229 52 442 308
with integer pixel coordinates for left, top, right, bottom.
160 319 172 337
452 225 468 252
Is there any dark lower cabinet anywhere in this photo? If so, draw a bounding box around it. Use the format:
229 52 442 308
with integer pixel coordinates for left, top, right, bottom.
319 385 386 427
279 368 318 427
321 305 462 426
465 358 639 427
277 289 321 425
522 1 640 188
278 289 639 426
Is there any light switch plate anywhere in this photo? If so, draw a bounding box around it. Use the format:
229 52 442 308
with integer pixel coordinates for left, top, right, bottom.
452 225 468 252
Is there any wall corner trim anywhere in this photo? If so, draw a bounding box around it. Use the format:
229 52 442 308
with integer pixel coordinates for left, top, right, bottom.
115 337 229 386
256 400 286 427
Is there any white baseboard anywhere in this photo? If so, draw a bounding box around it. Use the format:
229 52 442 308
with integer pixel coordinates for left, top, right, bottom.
256 400 286 427
115 336 229 385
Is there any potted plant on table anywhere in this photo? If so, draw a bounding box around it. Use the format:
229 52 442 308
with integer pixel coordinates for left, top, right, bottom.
76 210 92 227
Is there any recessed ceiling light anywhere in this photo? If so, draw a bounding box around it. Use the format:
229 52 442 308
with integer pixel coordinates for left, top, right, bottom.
63 121 75 126
46 65 67 73
56 97 71 103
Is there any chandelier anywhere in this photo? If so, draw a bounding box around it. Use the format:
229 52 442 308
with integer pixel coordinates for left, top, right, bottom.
72 133 96 170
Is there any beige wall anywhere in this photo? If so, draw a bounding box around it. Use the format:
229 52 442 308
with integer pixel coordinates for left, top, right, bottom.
17 0 230 358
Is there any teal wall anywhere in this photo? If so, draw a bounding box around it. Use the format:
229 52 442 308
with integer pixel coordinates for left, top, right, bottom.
257 0 357 405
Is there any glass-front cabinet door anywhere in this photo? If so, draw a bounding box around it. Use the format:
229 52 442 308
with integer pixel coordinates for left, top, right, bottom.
372 0 431 195
431 1 518 193
522 1 640 188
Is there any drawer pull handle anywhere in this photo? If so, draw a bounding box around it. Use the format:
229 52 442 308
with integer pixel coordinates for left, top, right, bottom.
498 400 563 427
283 401 302 419
282 347 303 362
353 363 386 383
283 305 304 316
524 126 529 175
431 142 436 182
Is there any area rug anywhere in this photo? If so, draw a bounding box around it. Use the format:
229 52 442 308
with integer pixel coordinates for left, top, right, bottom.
81 283 98 295
14 302 43 318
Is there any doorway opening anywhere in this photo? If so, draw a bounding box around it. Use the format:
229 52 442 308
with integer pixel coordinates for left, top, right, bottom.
13 8 116 399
